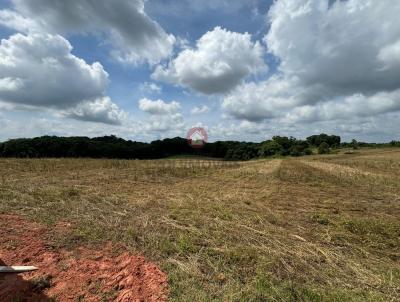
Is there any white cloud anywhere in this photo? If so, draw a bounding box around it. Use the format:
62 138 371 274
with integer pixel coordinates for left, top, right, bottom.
191 105 209 115
152 27 266 94
137 97 185 133
0 9 36 32
0 33 127 125
222 76 308 121
139 82 162 95
378 40 400 68
2 0 400 142
284 89 400 124
143 113 185 133
222 0 400 123
0 33 108 108
0 0 175 64
138 98 181 115
61 97 127 125
0 114 140 142
237 120 264 135
0 77 23 91
265 0 400 96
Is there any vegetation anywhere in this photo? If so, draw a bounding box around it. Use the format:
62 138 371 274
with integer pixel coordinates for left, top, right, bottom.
0 133 366 161
318 142 331 154
258 140 283 157
0 133 398 161
306 134 340 148
0 149 399 301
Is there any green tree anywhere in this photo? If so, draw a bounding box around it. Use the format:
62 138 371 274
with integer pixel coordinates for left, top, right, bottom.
304 148 313 155
318 142 330 154
259 141 282 157
290 145 304 157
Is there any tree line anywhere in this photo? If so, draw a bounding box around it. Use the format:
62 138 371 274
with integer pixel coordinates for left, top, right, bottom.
0 134 398 161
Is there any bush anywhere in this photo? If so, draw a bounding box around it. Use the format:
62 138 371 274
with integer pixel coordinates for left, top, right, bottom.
318 142 330 154
289 145 304 157
259 141 282 157
225 144 259 161
304 148 313 155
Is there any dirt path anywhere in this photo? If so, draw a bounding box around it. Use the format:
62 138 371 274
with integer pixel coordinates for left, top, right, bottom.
0 215 168 302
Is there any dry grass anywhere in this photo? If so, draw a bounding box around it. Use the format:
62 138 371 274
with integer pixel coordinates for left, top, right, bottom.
0 150 399 301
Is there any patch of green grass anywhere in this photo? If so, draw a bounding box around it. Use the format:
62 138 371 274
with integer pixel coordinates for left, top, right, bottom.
310 213 331 225
176 234 195 254
344 218 399 238
238 275 388 302
342 217 400 250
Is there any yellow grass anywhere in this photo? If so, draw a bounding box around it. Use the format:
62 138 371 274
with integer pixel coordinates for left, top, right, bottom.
0 149 399 301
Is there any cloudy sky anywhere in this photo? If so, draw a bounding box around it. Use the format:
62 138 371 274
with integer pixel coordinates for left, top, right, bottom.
0 0 399 142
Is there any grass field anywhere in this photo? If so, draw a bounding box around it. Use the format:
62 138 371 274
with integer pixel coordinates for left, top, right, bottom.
0 149 399 301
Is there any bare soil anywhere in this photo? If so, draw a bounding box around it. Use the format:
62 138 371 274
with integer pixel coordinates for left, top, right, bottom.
0 215 168 302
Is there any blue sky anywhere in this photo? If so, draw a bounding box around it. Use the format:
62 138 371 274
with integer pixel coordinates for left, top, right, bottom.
0 0 400 142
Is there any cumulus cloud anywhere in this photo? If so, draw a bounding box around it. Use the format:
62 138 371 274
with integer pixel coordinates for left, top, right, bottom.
152 27 265 94
62 97 127 125
138 98 181 115
0 33 108 108
139 82 162 95
191 105 210 115
223 0 400 123
0 33 126 125
137 97 185 133
0 9 36 32
284 89 400 124
0 0 175 64
266 0 400 95
222 76 306 121
143 113 185 132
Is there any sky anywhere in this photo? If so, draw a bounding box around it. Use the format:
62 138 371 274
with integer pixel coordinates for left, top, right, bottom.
0 0 399 143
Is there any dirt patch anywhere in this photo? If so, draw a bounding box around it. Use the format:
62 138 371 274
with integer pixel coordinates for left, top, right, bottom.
0 215 168 302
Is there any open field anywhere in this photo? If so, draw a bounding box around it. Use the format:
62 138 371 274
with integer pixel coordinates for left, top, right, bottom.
0 149 399 301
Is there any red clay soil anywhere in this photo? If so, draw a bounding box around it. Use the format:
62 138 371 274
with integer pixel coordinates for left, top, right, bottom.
0 215 168 302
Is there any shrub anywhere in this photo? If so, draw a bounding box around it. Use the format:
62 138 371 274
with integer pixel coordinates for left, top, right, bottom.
259 141 282 157
304 148 313 155
318 142 330 154
289 145 304 157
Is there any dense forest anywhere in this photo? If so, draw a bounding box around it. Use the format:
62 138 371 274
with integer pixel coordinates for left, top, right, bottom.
0 134 398 161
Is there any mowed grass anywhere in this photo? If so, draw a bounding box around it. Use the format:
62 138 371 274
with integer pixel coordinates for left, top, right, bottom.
0 150 399 301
